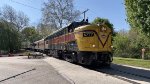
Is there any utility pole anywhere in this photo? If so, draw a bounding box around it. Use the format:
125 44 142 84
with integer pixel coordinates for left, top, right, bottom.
82 9 89 21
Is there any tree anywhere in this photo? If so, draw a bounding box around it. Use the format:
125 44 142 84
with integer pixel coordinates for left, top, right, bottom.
37 23 54 38
125 0 150 36
0 20 21 52
42 0 80 29
92 17 114 31
2 5 17 23
113 31 130 58
113 28 150 58
16 11 29 31
1 5 29 31
21 27 42 43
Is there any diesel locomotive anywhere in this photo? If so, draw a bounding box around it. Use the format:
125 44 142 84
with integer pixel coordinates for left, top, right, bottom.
33 21 113 66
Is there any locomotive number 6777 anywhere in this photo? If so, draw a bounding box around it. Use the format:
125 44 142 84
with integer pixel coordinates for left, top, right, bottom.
33 21 113 66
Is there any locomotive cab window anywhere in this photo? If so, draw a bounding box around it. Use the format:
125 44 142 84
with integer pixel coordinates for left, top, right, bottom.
68 25 75 33
69 26 75 33
69 29 73 32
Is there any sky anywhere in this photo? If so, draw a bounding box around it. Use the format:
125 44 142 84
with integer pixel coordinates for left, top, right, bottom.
0 0 130 31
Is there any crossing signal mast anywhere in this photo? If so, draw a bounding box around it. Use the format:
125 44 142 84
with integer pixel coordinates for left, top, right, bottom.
82 9 89 22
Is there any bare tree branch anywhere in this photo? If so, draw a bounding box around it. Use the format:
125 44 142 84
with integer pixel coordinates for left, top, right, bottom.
42 0 80 29
1 5 29 31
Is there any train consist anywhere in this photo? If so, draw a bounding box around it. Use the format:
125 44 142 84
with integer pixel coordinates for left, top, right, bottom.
32 21 113 66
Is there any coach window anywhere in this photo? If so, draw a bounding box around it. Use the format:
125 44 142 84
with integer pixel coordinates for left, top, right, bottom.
64 28 68 34
46 41 48 44
38 43 39 48
59 31 62 36
59 31 61 36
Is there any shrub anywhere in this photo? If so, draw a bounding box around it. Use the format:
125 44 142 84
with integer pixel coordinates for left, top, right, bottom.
113 28 150 59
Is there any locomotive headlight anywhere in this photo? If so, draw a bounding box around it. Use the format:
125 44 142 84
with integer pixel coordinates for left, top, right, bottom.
111 46 113 48
92 44 96 47
101 27 107 31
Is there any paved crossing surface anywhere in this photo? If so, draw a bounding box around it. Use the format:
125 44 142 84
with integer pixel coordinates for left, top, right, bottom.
0 56 71 84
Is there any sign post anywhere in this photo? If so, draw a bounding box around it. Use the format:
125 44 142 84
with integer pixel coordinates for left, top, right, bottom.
141 48 145 59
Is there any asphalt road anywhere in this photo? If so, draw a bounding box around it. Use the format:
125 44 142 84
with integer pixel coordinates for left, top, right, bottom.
0 56 71 84
0 56 150 84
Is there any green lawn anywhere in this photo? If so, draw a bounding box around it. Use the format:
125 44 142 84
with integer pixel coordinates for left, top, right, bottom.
113 57 150 69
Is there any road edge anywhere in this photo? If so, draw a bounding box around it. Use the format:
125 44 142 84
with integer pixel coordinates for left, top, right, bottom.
43 57 75 84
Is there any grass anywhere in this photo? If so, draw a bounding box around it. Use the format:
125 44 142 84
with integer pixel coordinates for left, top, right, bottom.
113 57 150 69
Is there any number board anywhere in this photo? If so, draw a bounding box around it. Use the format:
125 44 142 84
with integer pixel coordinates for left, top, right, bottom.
83 32 94 37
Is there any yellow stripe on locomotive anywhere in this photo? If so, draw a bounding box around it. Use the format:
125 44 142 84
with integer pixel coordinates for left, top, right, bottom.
74 24 112 52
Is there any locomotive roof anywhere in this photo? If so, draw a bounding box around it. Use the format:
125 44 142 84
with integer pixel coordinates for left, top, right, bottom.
45 21 89 40
44 26 66 40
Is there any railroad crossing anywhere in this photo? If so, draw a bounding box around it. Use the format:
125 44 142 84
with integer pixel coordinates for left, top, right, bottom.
0 56 149 84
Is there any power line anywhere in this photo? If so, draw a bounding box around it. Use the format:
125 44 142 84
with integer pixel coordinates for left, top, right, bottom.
10 0 41 11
